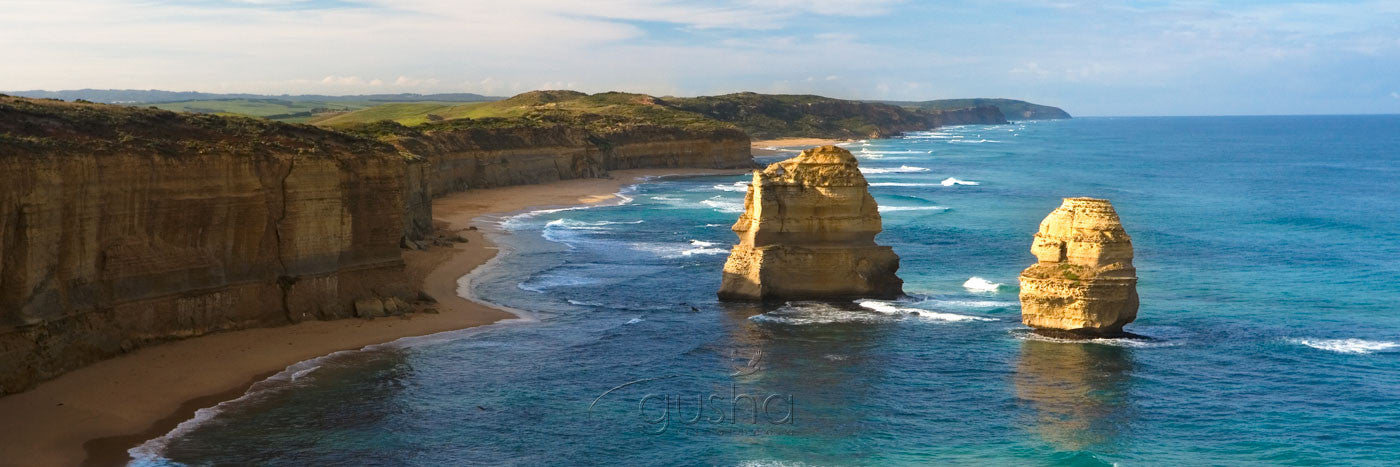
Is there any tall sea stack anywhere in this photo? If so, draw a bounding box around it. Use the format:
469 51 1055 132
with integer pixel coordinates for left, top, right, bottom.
718 145 902 301
1018 198 1139 336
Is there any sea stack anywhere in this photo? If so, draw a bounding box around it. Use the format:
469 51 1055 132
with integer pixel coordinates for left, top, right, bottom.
718 145 903 301
1018 198 1138 336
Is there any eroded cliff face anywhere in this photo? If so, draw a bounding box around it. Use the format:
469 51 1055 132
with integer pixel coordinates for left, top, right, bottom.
718 145 902 301
0 97 419 394
1018 198 1138 336
392 124 751 196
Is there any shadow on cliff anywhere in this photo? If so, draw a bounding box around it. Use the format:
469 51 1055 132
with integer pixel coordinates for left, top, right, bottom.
1013 338 1136 454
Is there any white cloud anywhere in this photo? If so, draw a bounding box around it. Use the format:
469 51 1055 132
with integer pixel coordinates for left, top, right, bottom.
1392 92 1400 99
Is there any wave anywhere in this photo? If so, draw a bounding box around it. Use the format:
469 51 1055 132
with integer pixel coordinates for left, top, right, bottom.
497 186 639 230
1013 330 1178 348
860 165 930 174
856 300 997 322
625 318 644 325
878 205 949 213
701 196 745 213
544 218 643 230
869 182 939 187
963 277 1003 293
680 247 728 256
926 299 1018 309
749 302 888 325
517 274 601 293
940 177 980 186
947 139 1000 144
689 239 716 247
1292 338 1400 354
713 181 750 192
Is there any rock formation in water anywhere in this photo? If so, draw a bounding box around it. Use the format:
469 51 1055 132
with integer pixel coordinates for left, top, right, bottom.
1018 198 1138 336
718 145 902 301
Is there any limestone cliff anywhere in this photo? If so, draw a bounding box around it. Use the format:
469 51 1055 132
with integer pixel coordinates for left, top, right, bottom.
1018 198 1138 336
385 122 751 196
718 146 902 301
0 97 420 395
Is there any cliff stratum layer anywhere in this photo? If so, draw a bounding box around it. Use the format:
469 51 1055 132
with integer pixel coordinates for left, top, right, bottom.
719 146 902 301
0 95 756 395
373 114 751 197
1018 198 1138 336
0 97 423 394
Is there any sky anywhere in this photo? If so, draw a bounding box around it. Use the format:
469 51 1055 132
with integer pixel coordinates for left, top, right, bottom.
2 0 1398 116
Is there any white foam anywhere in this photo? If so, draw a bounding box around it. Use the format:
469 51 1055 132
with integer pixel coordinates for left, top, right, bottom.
963 277 1003 293
289 365 320 381
544 218 643 230
749 302 886 325
1015 331 1178 348
940 177 980 186
701 196 745 213
567 299 606 307
860 165 930 174
878 205 949 213
856 299 997 322
928 299 1017 309
680 247 728 256
869 182 939 187
625 318 644 325
689 240 716 247
1293 338 1400 354
713 181 751 192
947 139 1000 144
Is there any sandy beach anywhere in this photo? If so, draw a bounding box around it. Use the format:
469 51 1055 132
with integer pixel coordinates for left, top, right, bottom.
0 168 746 466
750 137 851 156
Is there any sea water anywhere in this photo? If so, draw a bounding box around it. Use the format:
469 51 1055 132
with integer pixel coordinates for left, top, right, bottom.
135 116 1400 465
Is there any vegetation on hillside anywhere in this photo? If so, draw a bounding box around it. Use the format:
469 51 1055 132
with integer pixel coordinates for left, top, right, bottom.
0 96 391 157
876 98 1070 120
320 90 1001 140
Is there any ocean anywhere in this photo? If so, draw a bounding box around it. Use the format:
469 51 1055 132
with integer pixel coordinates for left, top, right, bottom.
133 115 1400 465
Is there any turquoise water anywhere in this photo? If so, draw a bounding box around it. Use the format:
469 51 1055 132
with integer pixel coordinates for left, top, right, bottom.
137 116 1400 465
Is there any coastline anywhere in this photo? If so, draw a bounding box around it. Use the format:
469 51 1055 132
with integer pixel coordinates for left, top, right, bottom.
750 137 851 156
0 167 747 466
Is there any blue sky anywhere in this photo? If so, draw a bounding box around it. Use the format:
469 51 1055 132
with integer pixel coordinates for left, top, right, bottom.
2 0 1397 115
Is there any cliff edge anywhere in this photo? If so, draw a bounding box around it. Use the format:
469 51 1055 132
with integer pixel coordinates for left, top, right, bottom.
1018 198 1138 336
718 145 903 301
0 97 422 394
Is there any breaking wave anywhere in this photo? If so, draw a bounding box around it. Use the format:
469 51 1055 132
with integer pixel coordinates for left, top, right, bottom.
940 177 980 186
962 277 1003 293
1292 338 1400 354
860 165 930 174
700 196 745 213
856 300 997 322
878 205 949 213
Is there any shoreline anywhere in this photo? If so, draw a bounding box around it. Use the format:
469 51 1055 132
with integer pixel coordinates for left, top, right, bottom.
750 137 853 156
0 168 747 466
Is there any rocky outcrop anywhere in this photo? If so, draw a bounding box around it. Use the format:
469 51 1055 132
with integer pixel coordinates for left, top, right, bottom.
0 97 419 395
1018 198 1138 336
718 146 902 301
391 124 750 196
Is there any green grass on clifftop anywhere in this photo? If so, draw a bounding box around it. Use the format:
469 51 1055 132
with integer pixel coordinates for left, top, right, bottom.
877 98 1071 120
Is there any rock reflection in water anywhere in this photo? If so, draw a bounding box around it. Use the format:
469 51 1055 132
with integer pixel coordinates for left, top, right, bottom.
1013 339 1135 452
